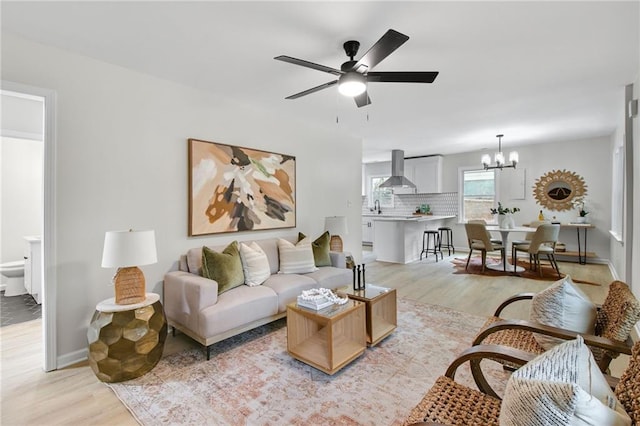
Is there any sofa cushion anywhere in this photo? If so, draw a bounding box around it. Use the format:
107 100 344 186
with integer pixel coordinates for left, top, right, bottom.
239 241 270 287
198 285 279 337
202 242 245 294
299 231 332 267
500 336 631 425
304 267 351 290
277 237 317 274
530 275 597 350
262 273 317 312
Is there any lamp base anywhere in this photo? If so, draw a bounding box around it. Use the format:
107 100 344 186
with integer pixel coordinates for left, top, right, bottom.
329 235 343 252
113 266 146 305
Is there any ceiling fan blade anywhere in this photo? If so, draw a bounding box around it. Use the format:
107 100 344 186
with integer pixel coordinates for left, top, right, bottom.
367 71 439 83
353 29 409 72
354 91 371 108
285 80 338 99
274 55 342 76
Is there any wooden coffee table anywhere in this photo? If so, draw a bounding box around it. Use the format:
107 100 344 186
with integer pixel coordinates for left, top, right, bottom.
339 285 397 346
286 300 366 375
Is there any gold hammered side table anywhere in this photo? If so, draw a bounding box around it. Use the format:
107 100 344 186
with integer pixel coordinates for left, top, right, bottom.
87 293 167 383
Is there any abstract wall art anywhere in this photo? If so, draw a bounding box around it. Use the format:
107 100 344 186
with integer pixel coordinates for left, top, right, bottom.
188 139 296 236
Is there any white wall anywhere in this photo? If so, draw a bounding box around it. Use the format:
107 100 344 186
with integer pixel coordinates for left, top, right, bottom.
1 33 362 361
441 136 613 263
0 137 43 265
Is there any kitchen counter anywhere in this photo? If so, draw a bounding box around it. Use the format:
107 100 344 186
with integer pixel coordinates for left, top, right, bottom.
364 214 455 222
368 215 456 264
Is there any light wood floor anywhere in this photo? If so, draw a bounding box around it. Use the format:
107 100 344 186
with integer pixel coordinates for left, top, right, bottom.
0 253 622 425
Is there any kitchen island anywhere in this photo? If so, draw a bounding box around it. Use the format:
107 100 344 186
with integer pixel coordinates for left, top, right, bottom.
365 215 456 264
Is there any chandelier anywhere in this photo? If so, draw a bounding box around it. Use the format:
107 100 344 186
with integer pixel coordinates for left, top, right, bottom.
481 134 518 170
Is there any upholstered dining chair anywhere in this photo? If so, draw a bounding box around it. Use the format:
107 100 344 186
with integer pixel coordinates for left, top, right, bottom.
512 224 561 278
468 219 501 244
473 280 640 375
464 222 505 273
510 220 547 254
403 339 640 426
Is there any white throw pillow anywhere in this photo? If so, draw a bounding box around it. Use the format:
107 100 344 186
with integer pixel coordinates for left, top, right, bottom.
277 237 318 274
239 241 270 286
500 336 631 426
530 275 597 349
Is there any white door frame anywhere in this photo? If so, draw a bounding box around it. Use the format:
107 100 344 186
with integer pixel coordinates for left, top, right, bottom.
2 80 57 371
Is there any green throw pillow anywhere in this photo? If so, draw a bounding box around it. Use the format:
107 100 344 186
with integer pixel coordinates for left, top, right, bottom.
298 232 332 267
202 241 245 294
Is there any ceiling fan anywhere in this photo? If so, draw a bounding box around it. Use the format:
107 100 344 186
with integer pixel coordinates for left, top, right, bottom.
274 29 439 108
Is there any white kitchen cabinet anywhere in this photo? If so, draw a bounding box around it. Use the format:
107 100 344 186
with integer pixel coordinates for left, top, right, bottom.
404 155 443 194
24 236 42 304
362 218 375 243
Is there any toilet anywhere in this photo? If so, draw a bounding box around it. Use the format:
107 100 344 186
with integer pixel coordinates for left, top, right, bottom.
0 260 26 296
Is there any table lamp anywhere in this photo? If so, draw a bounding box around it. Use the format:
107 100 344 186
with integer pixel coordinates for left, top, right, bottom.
101 229 157 305
325 216 348 252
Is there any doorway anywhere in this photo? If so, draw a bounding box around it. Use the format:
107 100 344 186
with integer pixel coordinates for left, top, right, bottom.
1 82 57 371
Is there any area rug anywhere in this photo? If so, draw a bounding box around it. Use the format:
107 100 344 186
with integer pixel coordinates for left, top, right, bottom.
107 299 509 425
451 256 600 286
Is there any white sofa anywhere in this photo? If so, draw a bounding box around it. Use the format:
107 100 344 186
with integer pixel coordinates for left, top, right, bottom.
163 236 351 359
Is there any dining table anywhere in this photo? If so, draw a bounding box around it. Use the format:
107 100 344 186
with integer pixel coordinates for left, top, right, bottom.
485 225 537 273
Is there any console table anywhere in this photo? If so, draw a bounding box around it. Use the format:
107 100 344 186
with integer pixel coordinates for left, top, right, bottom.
87 293 167 382
523 222 595 265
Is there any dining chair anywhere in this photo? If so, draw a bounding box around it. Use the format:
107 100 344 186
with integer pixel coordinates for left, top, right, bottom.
511 224 561 278
464 222 505 273
510 220 548 266
468 219 501 244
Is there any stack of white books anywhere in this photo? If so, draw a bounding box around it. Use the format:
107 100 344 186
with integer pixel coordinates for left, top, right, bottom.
296 295 333 310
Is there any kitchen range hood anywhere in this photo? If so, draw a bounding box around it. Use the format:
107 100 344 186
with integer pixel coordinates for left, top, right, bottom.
378 150 416 188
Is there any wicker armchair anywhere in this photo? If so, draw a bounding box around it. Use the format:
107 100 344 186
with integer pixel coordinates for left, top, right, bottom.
473 280 640 383
404 340 640 425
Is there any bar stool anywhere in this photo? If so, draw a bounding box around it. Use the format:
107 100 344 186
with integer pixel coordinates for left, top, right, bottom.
421 230 442 261
438 226 455 256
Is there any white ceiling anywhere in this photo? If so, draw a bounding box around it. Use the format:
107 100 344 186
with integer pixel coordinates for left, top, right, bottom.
2 1 638 162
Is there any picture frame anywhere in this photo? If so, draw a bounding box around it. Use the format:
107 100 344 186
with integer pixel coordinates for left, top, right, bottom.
188 138 296 236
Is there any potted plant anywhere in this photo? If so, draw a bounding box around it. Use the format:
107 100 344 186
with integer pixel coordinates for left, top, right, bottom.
573 197 589 223
490 202 520 228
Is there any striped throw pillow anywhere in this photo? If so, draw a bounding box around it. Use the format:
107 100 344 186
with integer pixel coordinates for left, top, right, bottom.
277 237 318 274
500 336 631 425
239 241 271 286
530 275 596 349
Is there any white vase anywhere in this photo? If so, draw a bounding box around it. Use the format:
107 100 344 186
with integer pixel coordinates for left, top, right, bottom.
575 216 587 224
499 214 515 229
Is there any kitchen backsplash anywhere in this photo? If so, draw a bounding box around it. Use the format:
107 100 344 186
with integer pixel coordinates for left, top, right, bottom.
362 192 459 217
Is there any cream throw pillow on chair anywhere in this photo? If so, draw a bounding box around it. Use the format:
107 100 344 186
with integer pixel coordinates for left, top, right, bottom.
530 275 597 350
500 336 631 425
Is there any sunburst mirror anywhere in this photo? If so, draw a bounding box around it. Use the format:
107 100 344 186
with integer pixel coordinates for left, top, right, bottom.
533 169 587 211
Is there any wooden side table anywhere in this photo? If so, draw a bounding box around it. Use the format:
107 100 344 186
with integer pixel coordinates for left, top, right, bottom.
286 300 366 375
87 293 167 383
339 285 397 346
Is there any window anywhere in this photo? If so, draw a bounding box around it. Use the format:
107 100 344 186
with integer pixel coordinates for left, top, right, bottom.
610 143 624 241
459 168 496 222
370 176 394 208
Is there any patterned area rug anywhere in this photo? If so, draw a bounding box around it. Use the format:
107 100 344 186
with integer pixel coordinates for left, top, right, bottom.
108 299 509 425
451 256 600 286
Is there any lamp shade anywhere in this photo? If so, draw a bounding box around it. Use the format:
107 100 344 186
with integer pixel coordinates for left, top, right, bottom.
101 229 157 268
338 72 366 97
325 216 348 236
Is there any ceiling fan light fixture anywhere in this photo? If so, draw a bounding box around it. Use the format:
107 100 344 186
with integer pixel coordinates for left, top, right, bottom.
338 72 366 97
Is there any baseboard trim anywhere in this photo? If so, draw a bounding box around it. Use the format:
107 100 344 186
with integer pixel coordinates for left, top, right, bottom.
57 348 88 369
